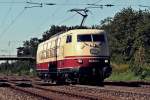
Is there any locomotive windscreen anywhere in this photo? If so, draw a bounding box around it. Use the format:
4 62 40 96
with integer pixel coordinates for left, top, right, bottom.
77 34 105 42
93 34 105 42
77 34 91 42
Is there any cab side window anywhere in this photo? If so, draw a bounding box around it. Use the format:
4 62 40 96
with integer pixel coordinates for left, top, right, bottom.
66 35 72 43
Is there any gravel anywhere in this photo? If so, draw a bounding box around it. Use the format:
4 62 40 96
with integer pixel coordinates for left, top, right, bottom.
0 87 44 100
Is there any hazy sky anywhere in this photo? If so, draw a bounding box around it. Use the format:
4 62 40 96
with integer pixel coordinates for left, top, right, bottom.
0 0 149 55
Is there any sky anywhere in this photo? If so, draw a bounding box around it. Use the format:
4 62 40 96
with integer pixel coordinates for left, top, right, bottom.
0 0 149 55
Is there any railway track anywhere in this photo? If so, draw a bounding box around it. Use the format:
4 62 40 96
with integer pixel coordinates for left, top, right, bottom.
104 81 150 87
1 80 110 100
0 76 150 100
32 84 113 100
70 84 150 100
12 80 113 100
32 80 150 100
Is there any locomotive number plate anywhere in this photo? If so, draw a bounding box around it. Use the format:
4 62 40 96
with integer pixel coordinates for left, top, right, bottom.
90 48 100 55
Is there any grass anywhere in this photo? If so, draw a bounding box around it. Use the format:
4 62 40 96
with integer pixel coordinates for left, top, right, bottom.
106 63 150 81
0 68 37 77
107 71 150 81
111 63 129 72
106 71 140 81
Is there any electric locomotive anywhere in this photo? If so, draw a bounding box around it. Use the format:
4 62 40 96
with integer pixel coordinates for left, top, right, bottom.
36 29 112 84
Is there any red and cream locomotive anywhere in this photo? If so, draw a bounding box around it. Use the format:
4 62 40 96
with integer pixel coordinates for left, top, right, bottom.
36 29 112 84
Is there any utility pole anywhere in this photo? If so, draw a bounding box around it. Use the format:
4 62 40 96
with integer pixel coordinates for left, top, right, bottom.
8 41 11 57
25 1 56 8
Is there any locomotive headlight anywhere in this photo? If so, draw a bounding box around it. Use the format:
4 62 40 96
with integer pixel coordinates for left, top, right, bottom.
77 59 83 64
104 59 109 63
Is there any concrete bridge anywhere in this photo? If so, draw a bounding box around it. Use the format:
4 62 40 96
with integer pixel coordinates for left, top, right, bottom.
0 55 35 61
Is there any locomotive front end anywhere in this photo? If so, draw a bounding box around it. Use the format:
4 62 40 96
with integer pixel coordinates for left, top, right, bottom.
74 30 112 82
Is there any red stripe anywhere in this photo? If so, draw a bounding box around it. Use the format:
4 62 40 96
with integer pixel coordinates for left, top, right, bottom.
65 55 96 58
37 63 49 70
37 57 102 70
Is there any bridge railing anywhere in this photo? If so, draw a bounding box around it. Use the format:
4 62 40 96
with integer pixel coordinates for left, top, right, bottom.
0 55 35 61
0 55 18 57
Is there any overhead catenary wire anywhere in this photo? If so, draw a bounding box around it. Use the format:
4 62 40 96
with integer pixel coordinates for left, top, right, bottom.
67 0 111 26
0 1 148 35
0 40 22 55
0 0 109 7
30 1 100 31
25 0 62 38
0 1 25 4
0 0 14 30
0 1 85 6
20 0 148 28
0 1 25 6
92 0 104 4
28 0 83 33
0 1 148 9
86 0 103 8
0 0 147 31
57 13 78 25
139 5 150 9
0 8 27 39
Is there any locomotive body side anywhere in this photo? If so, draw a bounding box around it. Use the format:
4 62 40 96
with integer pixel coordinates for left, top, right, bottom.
36 29 112 83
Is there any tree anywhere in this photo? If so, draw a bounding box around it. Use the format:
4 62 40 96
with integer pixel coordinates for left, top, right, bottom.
100 8 150 64
17 37 39 57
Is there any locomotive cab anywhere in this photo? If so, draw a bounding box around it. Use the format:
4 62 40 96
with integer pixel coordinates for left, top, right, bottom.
75 31 109 57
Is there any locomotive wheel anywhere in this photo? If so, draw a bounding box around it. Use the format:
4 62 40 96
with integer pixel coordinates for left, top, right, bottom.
89 68 104 85
79 75 90 85
79 77 85 84
96 68 104 85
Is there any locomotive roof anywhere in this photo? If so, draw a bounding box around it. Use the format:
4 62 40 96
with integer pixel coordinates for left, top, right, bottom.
50 29 105 38
68 29 105 34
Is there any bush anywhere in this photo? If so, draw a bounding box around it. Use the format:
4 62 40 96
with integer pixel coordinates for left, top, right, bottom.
111 63 129 73
107 71 139 81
